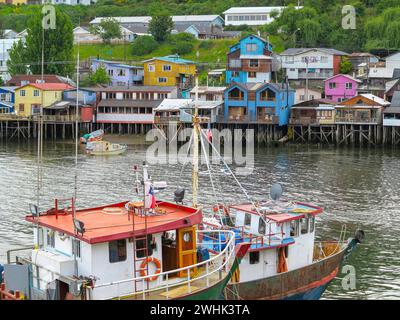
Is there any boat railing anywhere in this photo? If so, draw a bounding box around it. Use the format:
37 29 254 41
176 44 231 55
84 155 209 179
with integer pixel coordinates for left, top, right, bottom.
90 230 236 300
203 221 286 249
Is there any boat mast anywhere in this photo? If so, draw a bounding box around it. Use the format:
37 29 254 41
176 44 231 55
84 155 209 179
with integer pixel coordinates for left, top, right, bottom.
192 75 199 208
72 31 80 277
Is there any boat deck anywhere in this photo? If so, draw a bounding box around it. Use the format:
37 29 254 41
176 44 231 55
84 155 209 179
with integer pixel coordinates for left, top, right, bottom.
114 268 227 300
25 201 202 244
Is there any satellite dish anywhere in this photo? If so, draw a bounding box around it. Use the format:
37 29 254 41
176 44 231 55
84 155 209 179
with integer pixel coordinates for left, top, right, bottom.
270 183 283 201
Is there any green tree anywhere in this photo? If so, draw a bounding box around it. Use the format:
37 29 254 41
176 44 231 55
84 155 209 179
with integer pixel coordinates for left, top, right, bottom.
90 17 122 44
149 14 173 43
13 8 75 76
7 40 28 76
131 35 159 55
340 57 353 74
0 77 4 86
82 66 111 86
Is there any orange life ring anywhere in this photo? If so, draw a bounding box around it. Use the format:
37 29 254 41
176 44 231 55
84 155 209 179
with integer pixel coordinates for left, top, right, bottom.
140 257 161 281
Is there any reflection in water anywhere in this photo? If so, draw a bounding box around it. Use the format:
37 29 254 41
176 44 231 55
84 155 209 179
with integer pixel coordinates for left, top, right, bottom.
0 140 399 299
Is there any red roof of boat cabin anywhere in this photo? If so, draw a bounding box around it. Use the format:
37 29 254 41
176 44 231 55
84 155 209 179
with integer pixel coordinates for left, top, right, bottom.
229 201 323 223
25 201 202 244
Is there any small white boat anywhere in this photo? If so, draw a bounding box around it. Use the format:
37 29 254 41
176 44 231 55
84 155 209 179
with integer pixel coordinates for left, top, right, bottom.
86 141 127 155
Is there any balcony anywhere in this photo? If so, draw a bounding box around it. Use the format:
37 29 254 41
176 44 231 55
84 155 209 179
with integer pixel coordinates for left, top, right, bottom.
335 116 378 124
154 115 181 124
289 118 319 126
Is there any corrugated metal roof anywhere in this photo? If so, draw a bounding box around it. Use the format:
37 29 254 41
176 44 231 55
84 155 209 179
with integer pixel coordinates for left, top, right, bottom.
223 6 298 14
281 48 349 56
143 55 195 65
98 99 162 108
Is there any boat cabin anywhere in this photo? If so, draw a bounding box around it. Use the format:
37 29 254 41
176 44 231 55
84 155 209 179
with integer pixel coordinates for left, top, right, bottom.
206 201 322 283
25 198 203 299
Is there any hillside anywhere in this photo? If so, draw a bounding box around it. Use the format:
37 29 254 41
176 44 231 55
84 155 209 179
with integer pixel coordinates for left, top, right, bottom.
2 0 400 57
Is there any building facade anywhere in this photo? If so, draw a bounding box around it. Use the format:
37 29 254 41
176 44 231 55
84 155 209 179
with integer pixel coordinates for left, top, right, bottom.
91 59 144 86
14 83 73 117
0 86 16 114
226 34 273 84
95 86 178 124
143 55 196 96
281 48 349 82
324 74 360 102
223 6 302 26
223 82 295 126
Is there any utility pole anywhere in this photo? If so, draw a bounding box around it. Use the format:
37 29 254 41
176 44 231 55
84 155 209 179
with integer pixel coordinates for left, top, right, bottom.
305 56 309 101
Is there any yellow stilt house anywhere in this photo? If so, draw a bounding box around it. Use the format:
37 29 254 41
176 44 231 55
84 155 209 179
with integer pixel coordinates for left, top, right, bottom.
14 83 73 117
143 55 196 96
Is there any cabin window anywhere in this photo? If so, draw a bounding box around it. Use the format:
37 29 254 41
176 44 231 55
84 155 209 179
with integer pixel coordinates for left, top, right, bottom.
346 82 353 89
47 230 55 248
163 65 172 71
258 218 266 235
72 239 81 258
301 217 309 234
329 82 336 89
109 239 127 263
309 216 315 233
244 213 251 226
148 65 155 72
290 220 299 237
249 251 260 264
135 235 153 258
158 77 167 83
246 43 257 53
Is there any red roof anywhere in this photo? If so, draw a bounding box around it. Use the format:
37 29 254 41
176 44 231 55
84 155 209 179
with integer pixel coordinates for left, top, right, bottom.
25 83 74 91
229 201 323 223
25 201 202 244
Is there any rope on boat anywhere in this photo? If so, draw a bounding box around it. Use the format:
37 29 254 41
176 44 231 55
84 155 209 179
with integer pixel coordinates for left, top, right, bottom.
199 129 271 226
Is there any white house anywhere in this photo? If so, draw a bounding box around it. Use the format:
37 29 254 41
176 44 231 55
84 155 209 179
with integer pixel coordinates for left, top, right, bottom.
223 6 302 26
385 52 400 72
295 87 322 103
280 48 348 81
0 38 23 82
383 91 400 127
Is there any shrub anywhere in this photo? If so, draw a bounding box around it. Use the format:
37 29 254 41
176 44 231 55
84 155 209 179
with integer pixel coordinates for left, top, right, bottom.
199 41 213 50
131 35 159 56
172 41 194 55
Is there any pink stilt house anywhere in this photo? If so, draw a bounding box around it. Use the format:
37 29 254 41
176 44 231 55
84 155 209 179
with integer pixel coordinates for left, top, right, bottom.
324 74 360 103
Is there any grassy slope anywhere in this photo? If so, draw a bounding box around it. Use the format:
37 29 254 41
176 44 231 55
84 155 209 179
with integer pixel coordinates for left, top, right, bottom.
75 36 285 65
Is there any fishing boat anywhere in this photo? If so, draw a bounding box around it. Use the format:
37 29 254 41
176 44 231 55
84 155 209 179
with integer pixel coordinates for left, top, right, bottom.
181 77 364 300
80 129 104 144
86 140 127 156
0 164 249 300
203 197 364 300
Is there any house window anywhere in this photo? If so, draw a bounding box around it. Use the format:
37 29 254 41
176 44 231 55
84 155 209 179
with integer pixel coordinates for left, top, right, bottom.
249 59 258 67
148 64 155 72
118 69 126 76
300 95 305 101
163 65 172 71
310 216 315 233
329 82 336 89
258 218 266 235
229 59 241 68
108 69 114 76
320 56 328 63
232 71 240 78
19 104 24 112
244 213 251 226
109 239 127 263
72 239 81 258
290 220 299 237
246 43 257 53
285 56 294 64
301 217 309 234
158 77 167 83
249 251 260 264
20 90 26 97
46 230 55 248
135 235 153 258
33 90 40 97
248 72 257 78
346 82 353 89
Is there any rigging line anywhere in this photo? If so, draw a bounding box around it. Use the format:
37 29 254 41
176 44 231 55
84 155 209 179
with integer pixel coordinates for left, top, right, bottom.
199 129 224 225
199 129 271 226
177 129 194 182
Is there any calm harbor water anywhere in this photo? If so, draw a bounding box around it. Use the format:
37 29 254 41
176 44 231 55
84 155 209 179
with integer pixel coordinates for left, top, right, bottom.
0 138 399 300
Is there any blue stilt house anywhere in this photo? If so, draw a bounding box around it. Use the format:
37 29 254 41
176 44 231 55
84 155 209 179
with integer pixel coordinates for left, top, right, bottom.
223 82 295 126
0 86 16 114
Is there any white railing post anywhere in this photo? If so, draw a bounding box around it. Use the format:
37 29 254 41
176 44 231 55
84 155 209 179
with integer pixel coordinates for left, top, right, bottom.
142 279 145 300
206 261 209 287
166 273 169 299
187 267 191 293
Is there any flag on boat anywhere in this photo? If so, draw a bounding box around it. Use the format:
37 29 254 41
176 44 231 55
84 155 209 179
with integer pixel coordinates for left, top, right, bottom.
149 185 156 209
206 122 212 142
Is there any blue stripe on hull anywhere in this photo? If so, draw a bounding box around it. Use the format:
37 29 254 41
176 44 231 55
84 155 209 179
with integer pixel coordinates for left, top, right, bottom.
283 282 331 300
